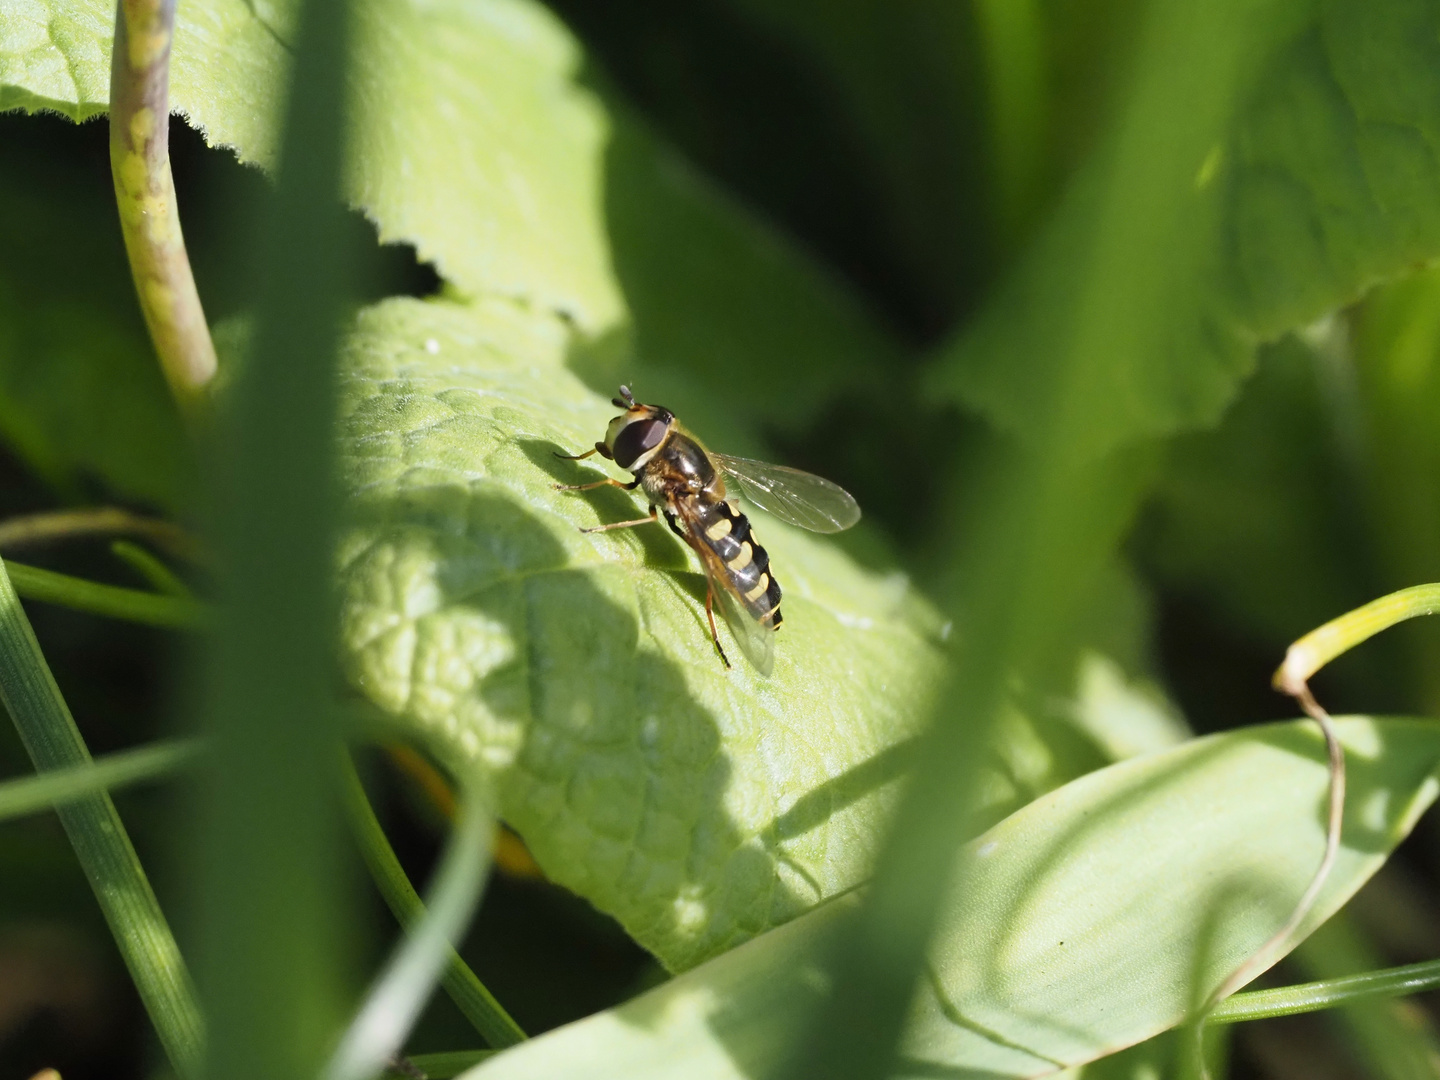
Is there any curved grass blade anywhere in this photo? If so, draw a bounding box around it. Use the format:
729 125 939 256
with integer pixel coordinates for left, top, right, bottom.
325 778 498 1080
111 539 194 598
342 755 526 1048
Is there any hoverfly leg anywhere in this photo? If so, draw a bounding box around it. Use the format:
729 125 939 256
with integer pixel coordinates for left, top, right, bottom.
579 506 658 533
661 509 687 541
704 586 733 670
554 441 613 461
555 477 640 492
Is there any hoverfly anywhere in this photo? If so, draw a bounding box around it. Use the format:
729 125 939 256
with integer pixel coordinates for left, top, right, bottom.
555 386 861 675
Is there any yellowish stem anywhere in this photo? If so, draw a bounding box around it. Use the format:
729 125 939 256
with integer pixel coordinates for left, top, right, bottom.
109 0 218 420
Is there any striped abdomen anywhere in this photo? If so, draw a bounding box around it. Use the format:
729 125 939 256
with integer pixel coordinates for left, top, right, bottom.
691 498 783 627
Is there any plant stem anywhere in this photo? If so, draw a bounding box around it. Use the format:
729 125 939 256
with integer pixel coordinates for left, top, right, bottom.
0 507 201 561
109 0 218 419
341 756 527 1049
0 559 204 1078
388 1050 495 1079
1209 958 1440 1025
5 558 203 629
1274 584 1440 695
0 738 201 823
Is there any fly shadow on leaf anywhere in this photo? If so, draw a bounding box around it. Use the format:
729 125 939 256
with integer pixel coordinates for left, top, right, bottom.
338 482 813 974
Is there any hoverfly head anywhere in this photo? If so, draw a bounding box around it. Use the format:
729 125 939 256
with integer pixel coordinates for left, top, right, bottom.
604 389 676 471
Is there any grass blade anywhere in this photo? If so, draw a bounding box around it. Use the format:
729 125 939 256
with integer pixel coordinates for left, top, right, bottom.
111 539 194 598
0 738 200 822
0 558 204 1078
6 558 203 628
193 0 359 1069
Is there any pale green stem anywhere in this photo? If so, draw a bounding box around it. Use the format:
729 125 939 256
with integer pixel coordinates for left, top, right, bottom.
1206 584 1440 1014
1210 958 1440 1025
326 773 502 1080
341 756 527 1049
0 738 201 822
0 507 201 561
5 558 203 629
0 558 204 1078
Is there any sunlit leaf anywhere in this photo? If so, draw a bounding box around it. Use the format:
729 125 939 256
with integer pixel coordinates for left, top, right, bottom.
459 716 1440 1079
336 296 948 971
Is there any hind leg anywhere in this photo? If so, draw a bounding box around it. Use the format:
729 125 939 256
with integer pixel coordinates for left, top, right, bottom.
704 585 732 670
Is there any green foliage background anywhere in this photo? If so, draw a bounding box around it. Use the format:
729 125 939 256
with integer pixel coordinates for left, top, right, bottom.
4 0 1440 1077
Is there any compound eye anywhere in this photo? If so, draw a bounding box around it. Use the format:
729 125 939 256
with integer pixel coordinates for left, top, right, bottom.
611 417 669 468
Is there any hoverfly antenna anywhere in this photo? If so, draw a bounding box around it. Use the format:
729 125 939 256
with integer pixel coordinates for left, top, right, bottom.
617 385 635 407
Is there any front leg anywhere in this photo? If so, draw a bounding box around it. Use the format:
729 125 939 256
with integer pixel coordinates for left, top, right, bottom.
662 509 687 541
554 441 613 462
556 476 640 492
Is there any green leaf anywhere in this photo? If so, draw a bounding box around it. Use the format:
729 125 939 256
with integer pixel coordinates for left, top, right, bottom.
336 296 948 972
929 0 1440 458
457 716 1440 1080
1 0 902 422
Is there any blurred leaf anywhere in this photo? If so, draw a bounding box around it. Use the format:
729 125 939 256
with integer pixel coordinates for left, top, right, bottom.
1138 336 1378 649
335 295 947 972
721 0 991 331
0 123 189 510
930 0 1440 459
1352 266 1440 712
458 716 1440 1080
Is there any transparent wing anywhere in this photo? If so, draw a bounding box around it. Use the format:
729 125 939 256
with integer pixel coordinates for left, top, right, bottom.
711 454 861 534
711 569 775 676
